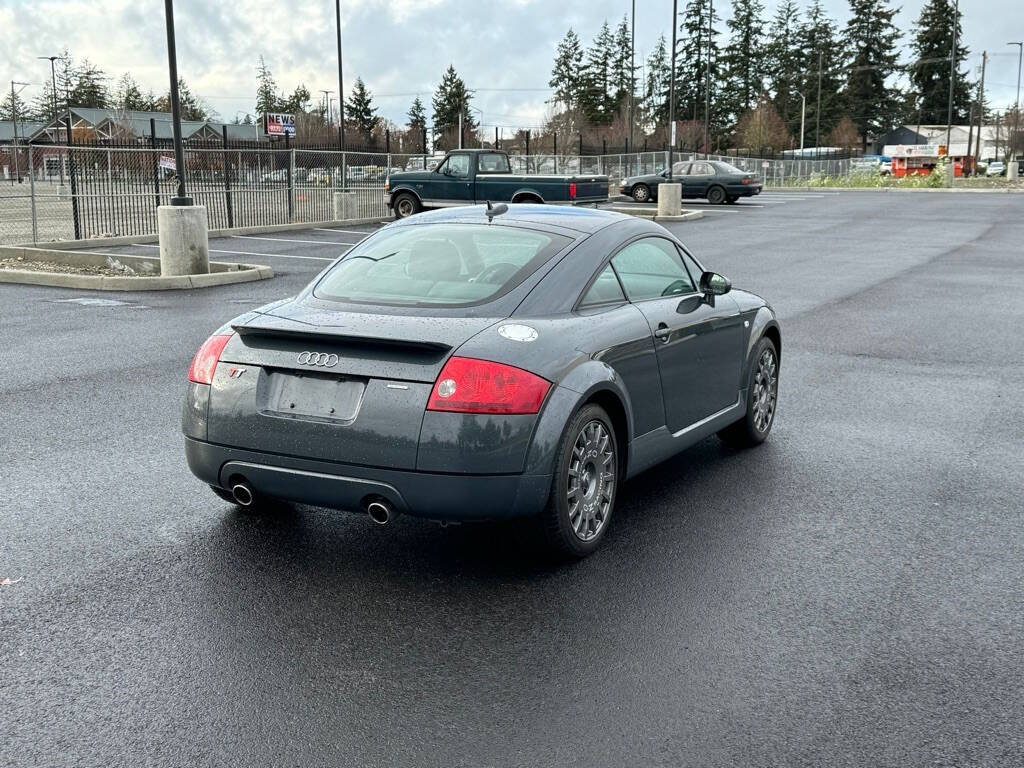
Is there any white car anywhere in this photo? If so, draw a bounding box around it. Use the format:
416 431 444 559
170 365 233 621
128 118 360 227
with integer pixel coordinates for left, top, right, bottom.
985 161 1006 177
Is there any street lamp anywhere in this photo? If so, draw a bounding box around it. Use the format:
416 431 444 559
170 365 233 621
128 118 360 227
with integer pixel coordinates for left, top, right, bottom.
795 90 807 152
162 0 191 205
1008 42 1022 164
335 0 345 148
319 89 333 126
9 81 29 184
667 0 678 181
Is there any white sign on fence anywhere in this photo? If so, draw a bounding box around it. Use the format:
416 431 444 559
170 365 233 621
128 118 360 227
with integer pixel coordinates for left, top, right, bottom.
158 156 176 171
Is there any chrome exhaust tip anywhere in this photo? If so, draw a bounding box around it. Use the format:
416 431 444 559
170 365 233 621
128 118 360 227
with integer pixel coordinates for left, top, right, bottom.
231 483 254 507
367 501 392 526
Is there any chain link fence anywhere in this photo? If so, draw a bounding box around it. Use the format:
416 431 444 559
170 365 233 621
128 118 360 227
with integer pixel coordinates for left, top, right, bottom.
1 145 853 246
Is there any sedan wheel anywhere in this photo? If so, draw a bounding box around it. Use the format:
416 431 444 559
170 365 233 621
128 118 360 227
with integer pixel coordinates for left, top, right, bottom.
542 404 619 557
707 186 727 205
631 184 650 202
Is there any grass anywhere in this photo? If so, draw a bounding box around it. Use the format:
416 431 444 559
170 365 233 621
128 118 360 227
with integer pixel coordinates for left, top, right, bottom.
804 162 1023 190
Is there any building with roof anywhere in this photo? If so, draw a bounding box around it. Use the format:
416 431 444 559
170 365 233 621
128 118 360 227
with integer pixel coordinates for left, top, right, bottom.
874 124 1016 162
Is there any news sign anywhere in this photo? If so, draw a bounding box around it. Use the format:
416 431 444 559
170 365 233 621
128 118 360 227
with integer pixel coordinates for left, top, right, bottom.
264 113 296 138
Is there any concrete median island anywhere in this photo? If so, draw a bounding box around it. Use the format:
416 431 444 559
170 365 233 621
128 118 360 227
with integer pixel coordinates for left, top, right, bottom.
0 245 272 291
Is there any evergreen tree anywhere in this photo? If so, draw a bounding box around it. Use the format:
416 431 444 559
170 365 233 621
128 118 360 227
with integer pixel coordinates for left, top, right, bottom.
346 77 379 141
842 0 901 149
611 15 634 112
69 59 109 108
764 0 804 141
155 78 208 121
579 21 615 124
797 0 845 148
909 0 970 125
0 89 31 122
431 65 475 148
721 0 767 126
406 96 427 130
113 73 151 111
549 28 584 109
677 0 722 147
281 84 311 115
644 35 672 128
255 56 280 116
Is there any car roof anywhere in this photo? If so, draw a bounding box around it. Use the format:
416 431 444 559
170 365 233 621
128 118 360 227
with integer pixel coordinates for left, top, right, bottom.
393 204 631 235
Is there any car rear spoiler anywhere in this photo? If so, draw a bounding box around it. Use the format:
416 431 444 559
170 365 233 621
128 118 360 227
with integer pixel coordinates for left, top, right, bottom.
231 319 452 358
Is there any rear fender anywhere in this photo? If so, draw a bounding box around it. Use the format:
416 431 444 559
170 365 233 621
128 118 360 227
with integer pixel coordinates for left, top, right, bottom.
522 359 635 476
511 188 546 203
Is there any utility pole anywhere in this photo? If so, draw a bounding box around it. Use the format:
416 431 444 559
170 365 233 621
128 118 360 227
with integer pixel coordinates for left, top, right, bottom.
704 0 713 157
815 50 823 158
944 0 959 155
10 81 29 184
335 0 345 148
458 110 463 149
668 0 678 179
975 52 987 166
1008 41 1022 164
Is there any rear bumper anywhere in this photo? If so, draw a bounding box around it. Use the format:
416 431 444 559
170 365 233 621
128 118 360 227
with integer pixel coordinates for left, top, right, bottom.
185 437 552 521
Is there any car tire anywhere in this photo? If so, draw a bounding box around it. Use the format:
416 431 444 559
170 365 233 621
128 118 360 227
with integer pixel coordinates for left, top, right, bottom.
707 186 727 205
726 195 738 204
631 184 651 202
718 336 779 448
541 403 620 558
392 192 420 219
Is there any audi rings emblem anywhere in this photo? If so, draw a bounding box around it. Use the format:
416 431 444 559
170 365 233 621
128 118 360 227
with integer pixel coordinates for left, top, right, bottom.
297 351 339 367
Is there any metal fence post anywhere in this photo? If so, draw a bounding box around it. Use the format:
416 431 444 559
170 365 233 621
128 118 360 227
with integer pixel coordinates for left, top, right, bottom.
28 146 38 243
222 126 233 228
150 119 161 209
67 114 81 240
286 137 295 222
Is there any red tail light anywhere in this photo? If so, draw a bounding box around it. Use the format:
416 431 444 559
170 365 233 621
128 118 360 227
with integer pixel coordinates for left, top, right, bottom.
569 182 577 200
427 356 551 415
188 333 234 385
742 177 752 185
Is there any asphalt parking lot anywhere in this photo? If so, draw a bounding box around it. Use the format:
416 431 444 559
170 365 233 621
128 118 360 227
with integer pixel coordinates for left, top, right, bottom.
2 190 1023 767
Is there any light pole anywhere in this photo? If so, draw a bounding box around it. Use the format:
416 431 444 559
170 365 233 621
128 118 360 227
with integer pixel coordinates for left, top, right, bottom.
795 90 807 152
667 0 678 180
38 55 66 184
703 0 713 157
944 0 959 157
162 0 190 205
319 89 334 126
9 81 29 184
335 0 345 148
1008 41 1022 164
629 0 635 152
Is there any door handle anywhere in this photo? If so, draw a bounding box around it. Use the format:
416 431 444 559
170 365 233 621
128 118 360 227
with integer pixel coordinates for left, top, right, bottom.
654 324 671 341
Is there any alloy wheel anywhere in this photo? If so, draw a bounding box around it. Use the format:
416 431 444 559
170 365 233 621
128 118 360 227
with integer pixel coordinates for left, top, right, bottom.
752 348 778 432
566 420 616 542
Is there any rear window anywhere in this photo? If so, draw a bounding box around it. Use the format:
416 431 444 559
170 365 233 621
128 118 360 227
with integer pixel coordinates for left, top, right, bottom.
314 223 571 307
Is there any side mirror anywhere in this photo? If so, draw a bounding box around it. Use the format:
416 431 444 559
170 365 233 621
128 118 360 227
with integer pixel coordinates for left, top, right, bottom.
660 169 670 178
700 271 731 296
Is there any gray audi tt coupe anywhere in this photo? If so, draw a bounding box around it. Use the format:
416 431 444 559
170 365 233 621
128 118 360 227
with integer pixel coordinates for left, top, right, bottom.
182 204 780 557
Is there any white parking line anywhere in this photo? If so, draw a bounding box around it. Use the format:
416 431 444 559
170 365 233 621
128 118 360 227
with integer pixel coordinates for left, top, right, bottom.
312 228 382 236
129 243 334 261
232 235 361 245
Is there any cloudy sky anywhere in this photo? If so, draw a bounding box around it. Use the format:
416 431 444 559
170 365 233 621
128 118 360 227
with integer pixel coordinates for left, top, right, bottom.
1 0 1021 128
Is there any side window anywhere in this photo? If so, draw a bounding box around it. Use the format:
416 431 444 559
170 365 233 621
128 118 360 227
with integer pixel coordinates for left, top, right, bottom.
672 161 690 176
579 265 625 307
690 162 713 176
440 154 471 177
611 238 695 301
479 153 511 173
676 245 705 286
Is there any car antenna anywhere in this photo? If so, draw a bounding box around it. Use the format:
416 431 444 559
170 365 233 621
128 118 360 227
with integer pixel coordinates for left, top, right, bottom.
485 200 508 221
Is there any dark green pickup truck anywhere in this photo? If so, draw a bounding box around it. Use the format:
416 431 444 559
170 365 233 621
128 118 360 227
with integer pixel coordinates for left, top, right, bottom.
385 149 609 218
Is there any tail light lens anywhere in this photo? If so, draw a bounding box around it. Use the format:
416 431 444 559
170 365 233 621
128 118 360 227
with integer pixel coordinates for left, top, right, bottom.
569 182 577 200
188 333 234 385
742 177 752 185
427 356 551 415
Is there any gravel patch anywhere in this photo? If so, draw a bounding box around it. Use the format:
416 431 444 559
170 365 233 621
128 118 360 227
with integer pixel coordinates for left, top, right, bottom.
0 256 157 277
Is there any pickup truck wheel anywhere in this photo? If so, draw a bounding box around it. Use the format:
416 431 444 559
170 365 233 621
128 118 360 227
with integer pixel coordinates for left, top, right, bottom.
707 186 727 205
392 192 420 219
631 184 651 202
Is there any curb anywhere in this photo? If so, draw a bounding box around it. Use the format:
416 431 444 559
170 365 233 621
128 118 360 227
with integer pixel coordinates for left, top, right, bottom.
0 246 273 291
17 215 391 251
607 207 704 222
768 185 1024 194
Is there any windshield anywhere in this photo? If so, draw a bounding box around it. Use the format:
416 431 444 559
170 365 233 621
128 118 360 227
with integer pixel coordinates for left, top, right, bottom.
314 223 571 307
